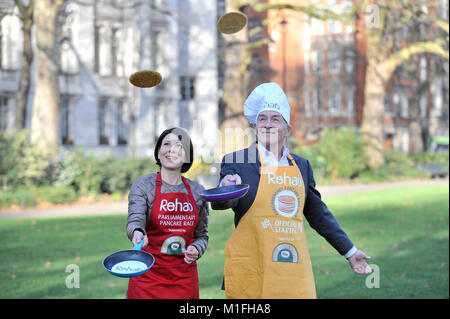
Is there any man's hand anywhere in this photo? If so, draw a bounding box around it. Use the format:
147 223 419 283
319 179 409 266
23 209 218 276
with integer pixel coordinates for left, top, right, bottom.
348 250 372 274
222 174 242 186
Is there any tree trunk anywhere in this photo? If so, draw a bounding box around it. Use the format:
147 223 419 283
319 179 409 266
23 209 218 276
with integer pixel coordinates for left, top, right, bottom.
218 2 253 156
360 15 392 171
30 0 65 156
361 56 388 170
14 2 33 129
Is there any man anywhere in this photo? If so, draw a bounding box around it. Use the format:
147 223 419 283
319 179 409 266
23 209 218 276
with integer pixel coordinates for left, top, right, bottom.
212 82 371 299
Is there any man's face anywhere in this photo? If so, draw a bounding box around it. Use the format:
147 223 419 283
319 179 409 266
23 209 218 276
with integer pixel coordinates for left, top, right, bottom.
255 110 292 149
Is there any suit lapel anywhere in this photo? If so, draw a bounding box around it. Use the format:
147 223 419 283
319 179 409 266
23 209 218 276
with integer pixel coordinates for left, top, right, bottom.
247 142 260 177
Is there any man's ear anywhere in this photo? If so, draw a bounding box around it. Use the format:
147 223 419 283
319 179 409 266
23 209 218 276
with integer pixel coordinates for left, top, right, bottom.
287 124 293 137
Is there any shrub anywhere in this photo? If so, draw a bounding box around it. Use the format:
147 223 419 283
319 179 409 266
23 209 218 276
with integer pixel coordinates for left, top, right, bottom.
0 187 36 208
293 127 367 180
99 157 158 194
0 130 53 189
32 185 78 204
55 148 103 194
55 149 158 195
412 152 449 168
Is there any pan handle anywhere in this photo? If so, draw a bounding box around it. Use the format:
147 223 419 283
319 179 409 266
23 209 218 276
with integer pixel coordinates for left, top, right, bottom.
133 240 144 251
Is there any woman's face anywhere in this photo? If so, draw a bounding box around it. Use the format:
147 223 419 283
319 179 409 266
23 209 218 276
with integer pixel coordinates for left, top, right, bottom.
158 133 186 171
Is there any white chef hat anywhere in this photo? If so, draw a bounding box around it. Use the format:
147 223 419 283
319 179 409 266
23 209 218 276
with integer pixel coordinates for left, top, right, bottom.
244 82 290 125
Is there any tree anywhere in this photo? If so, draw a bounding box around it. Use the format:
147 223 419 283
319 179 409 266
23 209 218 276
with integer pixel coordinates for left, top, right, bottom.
13 0 34 130
234 0 448 170
357 0 448 169
30 0 67 157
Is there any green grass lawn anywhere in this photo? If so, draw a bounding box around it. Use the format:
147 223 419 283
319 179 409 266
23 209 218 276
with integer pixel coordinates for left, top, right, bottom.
0 184 448 299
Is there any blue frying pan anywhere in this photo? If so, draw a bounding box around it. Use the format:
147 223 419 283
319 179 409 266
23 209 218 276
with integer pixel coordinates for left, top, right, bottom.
103 241 155 278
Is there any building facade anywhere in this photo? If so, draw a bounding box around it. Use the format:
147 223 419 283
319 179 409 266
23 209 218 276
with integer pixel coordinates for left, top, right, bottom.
245 0 449 154
0 0 219 159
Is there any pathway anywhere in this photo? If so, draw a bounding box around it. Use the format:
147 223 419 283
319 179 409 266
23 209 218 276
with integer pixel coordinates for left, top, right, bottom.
0 178 447 219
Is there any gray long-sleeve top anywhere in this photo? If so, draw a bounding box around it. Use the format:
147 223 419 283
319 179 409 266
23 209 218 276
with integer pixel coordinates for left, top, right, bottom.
126 173 209 258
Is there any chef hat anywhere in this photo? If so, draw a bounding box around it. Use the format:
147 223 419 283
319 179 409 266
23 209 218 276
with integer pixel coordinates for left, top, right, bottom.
244 82 290 125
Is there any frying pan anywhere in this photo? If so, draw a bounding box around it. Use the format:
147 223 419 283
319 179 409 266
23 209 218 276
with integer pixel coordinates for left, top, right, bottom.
199 181 250 202
103 240 155 278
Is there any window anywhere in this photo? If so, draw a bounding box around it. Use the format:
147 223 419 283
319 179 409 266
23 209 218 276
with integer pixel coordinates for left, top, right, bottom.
111 27 120 77
60 95 73 145
302 23 311 50
439 0 449 19
94 22 123 76
180 76 195 100
328 19 341 34
151 30 161 70
419 57 427 82
343 37 355 73
384 94 391 114
346 87 355 114
420 94 427 118
0 97 9 131
0 15 21 70
328 87 341 115
98 97 110 145
344 54 353 73
304 89 311 115
60 40 78 74
248 18 262 41
116 99 127 145
327 50 341 74
312 84 323 113
98 25 112 76
392 92 400 117
400 92 408 118
311 18 324 36
311 50 323 73
59 4 78 74
303 52 310 75
249 52 262 77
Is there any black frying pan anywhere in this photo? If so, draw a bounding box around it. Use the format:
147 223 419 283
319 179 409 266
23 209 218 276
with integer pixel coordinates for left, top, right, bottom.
103 241 155 278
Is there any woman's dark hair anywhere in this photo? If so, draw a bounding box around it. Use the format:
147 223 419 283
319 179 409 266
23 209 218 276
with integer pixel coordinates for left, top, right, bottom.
154 127 194 173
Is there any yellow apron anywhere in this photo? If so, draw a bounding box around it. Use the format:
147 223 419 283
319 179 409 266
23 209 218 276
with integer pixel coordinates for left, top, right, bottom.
224 149 316 299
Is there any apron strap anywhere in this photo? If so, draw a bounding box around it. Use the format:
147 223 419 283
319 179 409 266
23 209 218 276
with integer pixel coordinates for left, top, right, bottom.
155 171 162 196
286 153 296 166
181 176 194 198
156 171 193 198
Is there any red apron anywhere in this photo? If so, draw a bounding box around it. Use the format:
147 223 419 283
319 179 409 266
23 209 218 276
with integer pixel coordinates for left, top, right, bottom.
127 172 200 299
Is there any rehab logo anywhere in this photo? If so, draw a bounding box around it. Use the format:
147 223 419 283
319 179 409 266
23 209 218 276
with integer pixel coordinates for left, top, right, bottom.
160 198 194 212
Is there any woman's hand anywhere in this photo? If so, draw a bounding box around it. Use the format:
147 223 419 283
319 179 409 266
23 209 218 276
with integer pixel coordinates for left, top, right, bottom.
184 245 199 264
132 230 148 248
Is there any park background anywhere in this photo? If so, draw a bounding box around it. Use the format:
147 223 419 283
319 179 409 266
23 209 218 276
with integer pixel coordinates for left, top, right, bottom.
0 0 449 299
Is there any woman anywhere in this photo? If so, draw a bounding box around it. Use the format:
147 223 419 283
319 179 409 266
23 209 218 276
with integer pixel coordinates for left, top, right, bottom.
126 127 209 299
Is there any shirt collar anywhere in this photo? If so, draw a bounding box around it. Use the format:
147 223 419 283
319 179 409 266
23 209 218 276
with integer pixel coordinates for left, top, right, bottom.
257 142 290 166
